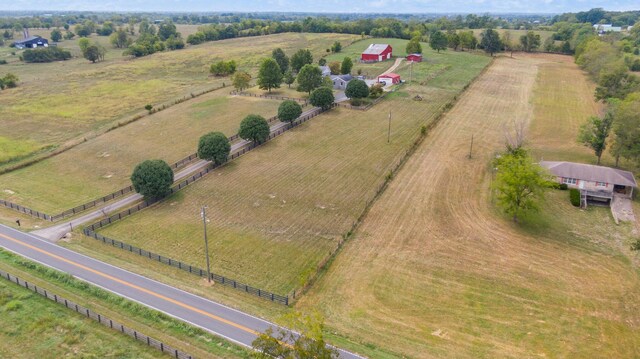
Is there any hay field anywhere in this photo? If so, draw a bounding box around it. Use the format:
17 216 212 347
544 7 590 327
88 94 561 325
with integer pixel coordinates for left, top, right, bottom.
68 51 491 295
0 32 359 164
297 54 640 358
0 90 280 213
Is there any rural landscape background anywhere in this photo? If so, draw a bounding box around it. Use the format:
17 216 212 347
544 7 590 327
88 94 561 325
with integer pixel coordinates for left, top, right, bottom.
0 4 640 359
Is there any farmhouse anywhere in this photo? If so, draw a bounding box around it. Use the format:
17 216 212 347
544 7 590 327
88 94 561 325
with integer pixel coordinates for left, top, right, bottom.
378 73 401 85
361 44 392 62
13 36 49 49
407 53 423 62
541 161 637 206
330 74 353 90
593 24 622 34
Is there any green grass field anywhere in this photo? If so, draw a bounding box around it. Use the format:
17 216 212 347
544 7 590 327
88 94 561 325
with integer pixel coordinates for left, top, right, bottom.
0 32 359 165
64 50 491 296
0 273 165 358
0 90 281 213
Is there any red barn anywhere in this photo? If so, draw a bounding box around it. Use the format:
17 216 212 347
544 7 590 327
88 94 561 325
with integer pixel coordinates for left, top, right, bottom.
406 53 422 62
377 73 401 85
361 44 393 62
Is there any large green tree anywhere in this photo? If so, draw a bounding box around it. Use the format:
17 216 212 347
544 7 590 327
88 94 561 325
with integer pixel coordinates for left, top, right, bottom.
406 35 423 54
429 31 448 53
345 79 369 99
520 31 541 52
296 64 323 94
110 27 131 48
198 132 231 165
290 49 313 73
272 48 289 74
239 114 270 144
309 87 334 110
578 113 613 165
131 160 174 200
232 71 251 91
493 151 550 223
340 57 353 75
459 31 477 51
480 28 502 56
278 100 303 126
612 94 640 166
595 67 640 101
50 29 62 42
257 58 283 93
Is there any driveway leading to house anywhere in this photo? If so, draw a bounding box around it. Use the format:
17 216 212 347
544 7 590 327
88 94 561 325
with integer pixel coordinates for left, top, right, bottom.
611 195 635 223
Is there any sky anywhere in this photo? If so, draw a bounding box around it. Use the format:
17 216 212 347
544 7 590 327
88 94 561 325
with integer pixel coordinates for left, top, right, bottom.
2 0 639 14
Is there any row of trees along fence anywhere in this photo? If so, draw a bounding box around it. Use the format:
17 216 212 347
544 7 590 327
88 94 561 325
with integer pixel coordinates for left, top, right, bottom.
0 269 194 359
0 116 282 222
82 107 325 305
230 90 308 105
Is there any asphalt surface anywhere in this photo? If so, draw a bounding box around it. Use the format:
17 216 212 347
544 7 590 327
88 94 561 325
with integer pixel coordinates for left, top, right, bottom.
32 109 317 241
0 224 364 358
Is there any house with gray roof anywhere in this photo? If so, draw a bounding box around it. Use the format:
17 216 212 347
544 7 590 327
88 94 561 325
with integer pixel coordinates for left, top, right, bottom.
330 74 353 90
541 161 637 206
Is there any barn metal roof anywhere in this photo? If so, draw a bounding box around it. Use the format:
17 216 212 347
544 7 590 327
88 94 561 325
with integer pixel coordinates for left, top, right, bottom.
14 36 46 44
362 44 391 55
540 161 637 187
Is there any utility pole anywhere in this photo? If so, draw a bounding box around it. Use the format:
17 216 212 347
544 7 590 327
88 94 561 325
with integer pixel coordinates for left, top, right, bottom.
387 111 391 144
468 134 474 159
201 206 212 283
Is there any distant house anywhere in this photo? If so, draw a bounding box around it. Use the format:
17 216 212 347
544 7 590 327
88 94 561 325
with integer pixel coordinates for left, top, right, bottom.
377 73 401 85
330 74 353 90
361 44 392 62
13 36 49 49
319 65 331 77
541 161 637 206
406 53 423 62
593 24 622 34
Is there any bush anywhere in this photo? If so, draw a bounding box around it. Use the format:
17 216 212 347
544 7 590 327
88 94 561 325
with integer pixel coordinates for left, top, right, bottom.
239 114 270 144
210 60 237 76
350 98 363 106
4 300 22 312
631 59 640 72
0 59 7 65
131 160 174 200
22 47 72 63
369 83 384 98
569 188 581 207
558 183 568 190
198 132 231 165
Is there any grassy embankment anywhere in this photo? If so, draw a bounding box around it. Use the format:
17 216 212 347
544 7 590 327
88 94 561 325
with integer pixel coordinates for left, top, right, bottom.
0 248 249 359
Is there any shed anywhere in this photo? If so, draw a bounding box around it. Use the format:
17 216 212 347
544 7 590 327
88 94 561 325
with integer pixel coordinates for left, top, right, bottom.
407 53 423 62
361 44 392 62
378 73 401 85
13 36 49 49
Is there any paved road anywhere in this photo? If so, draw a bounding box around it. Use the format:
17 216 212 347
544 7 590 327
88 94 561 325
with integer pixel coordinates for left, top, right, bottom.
33 110 317 241
0 224 364 358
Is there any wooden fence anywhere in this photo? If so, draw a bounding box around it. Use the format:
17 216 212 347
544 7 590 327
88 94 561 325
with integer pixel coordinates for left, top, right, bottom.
0 269 194 359
81 107 325 305
230 90 308 105
0 118 281 222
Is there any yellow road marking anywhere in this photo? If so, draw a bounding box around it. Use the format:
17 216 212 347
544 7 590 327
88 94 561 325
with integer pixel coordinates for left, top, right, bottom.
0 232 260 336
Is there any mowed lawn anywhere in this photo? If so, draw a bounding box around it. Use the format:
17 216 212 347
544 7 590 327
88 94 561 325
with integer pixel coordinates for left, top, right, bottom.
0 32 359 164
297 54 640 359
0 90 281 213
0 278 164 358
69 51 491 295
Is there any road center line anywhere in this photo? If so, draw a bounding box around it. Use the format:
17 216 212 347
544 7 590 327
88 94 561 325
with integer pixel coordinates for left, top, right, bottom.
0 232 260 336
